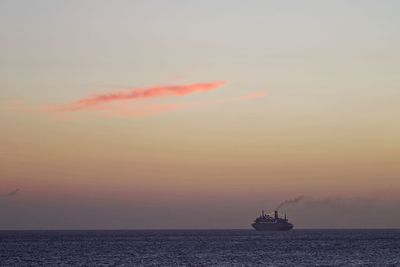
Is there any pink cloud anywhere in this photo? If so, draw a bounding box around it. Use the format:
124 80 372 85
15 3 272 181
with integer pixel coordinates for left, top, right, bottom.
48 81 227 112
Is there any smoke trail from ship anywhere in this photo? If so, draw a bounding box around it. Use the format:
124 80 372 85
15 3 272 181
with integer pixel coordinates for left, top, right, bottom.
276 196 305 210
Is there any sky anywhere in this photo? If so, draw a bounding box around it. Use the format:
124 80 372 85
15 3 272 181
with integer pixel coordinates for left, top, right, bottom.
0 0 399 229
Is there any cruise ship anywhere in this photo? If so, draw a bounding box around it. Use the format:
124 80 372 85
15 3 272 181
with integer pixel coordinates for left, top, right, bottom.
251 210 293 231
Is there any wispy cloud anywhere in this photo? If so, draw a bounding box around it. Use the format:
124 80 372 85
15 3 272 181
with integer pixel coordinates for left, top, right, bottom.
47 81 227 112
4 189 20 198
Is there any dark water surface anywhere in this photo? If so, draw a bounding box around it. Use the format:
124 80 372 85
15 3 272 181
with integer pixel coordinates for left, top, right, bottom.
1 229 400 266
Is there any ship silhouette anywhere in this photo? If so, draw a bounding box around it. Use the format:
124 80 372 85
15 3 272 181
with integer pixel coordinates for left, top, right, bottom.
252 210 293 231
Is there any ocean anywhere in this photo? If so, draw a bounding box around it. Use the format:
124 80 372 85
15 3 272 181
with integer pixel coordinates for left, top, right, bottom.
1 229 399 266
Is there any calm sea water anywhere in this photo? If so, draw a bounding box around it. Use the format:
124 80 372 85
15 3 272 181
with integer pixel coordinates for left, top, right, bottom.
1 229 399 266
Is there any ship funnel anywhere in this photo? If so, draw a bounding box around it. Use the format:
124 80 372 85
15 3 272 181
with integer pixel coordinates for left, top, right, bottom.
274 210 278 219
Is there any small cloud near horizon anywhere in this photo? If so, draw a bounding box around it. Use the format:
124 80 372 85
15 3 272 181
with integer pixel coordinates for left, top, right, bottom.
46 81 227 112
0 81 267 119
39 80 268 118
4 188 20 198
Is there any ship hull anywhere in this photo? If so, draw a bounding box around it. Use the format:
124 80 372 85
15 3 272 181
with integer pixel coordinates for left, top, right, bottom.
252 223 293 231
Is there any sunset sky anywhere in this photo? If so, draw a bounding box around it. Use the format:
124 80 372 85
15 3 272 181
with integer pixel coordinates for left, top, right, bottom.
1 0 399 229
